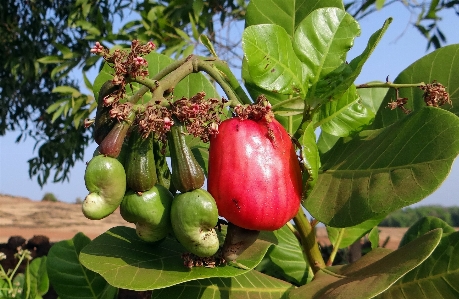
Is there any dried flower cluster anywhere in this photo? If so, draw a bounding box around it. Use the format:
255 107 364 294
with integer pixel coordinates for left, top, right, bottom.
170 92 226 142
420 81 451 107
234 95 276 142
136 105 173 143
91 40 156 106
387 96 411 114
234 95 274 123
181 251 226 269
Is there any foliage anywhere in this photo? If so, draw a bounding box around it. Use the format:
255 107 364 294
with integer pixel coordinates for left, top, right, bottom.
0 248 48 299
1 0 458 185
380 205 459 227
5 0 459 298
40 193 58 202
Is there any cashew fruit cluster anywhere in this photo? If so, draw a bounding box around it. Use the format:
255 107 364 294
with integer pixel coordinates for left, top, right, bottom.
83 80 303 262
83 82 220 256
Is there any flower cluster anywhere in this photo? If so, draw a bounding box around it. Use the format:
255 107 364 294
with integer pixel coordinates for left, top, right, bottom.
234 95 274 123
234 95 276 142
170 92 226 143
91 40 156 105
420 81 451 107
136 105 173 143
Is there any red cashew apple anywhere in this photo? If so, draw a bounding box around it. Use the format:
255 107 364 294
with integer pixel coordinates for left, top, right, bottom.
208 117 303 231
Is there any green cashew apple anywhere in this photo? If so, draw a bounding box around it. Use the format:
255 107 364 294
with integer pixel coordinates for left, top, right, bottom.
120 185 173 242
171 189 219 257
83 155 126 220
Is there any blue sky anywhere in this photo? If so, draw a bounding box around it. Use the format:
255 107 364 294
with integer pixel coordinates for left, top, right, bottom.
1 2 459 205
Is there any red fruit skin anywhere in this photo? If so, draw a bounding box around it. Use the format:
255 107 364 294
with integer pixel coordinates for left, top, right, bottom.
208 118 302 231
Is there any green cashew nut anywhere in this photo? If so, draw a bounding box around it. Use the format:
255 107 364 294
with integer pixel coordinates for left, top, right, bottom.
120 185 173 242
171 189 219 257
83 155 126 220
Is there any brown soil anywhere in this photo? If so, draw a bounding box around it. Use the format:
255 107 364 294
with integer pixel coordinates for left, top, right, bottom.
1 193 406 249
0 193 134 243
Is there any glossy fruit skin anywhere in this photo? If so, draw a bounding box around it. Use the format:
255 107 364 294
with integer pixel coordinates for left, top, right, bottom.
98 121 130 158
125 130 157 192
120 185 173 242
208 118 302 231
83 155 126 220
168 122 205 193
170 189 219 257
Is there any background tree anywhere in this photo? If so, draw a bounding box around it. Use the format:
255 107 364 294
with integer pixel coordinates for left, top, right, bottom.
1 0 457 185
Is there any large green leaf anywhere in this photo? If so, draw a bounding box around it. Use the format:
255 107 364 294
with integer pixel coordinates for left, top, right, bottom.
241 57 304 134
294 8 360 99
377 230 459 298
317 131 340 155
242 24 306 96
22 256 49 299
306 18 391 108
314 85 374 137
356 81 389 115
256 225 311 286
327 215 385 249
47 233 117 299
150 270 293 298
245 0 344 37
398 216 456 248
372 44 459 129
79 226 276 291
305 107 459 227
289 229 442 299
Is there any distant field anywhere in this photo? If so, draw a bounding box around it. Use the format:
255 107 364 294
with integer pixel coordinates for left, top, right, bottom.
0 193 432 249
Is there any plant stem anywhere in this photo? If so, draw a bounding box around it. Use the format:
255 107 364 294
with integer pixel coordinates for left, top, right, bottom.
356 82 425 89
327 228 345 266
293 210 326 273
197 59 242 107
212 60 253 105
0 265 13 290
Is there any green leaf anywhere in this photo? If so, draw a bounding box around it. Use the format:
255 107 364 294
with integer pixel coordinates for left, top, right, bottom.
372 44 459 128
368 227 380 250
305 107 459 227
256 225 311 286
294 8 361 103
150 270 293 298
314 85 375 137
79 226 276 291
199 34 218 57
317 130 340 155
377 230 459 299
245 0 344 37
289 229 442 299
22 256 49 299
399 216 456 248
308 18 391 108
356 81 389 115
300 121 320 198
52 86 81 97
47 232 117 299
75 20 101 35
36 55 64 64
242 24 305 96
327 215 385 249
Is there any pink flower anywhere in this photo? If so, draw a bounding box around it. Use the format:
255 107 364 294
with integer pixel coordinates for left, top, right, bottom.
163 117 174 130
90 42 105 54
134 56 148 66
